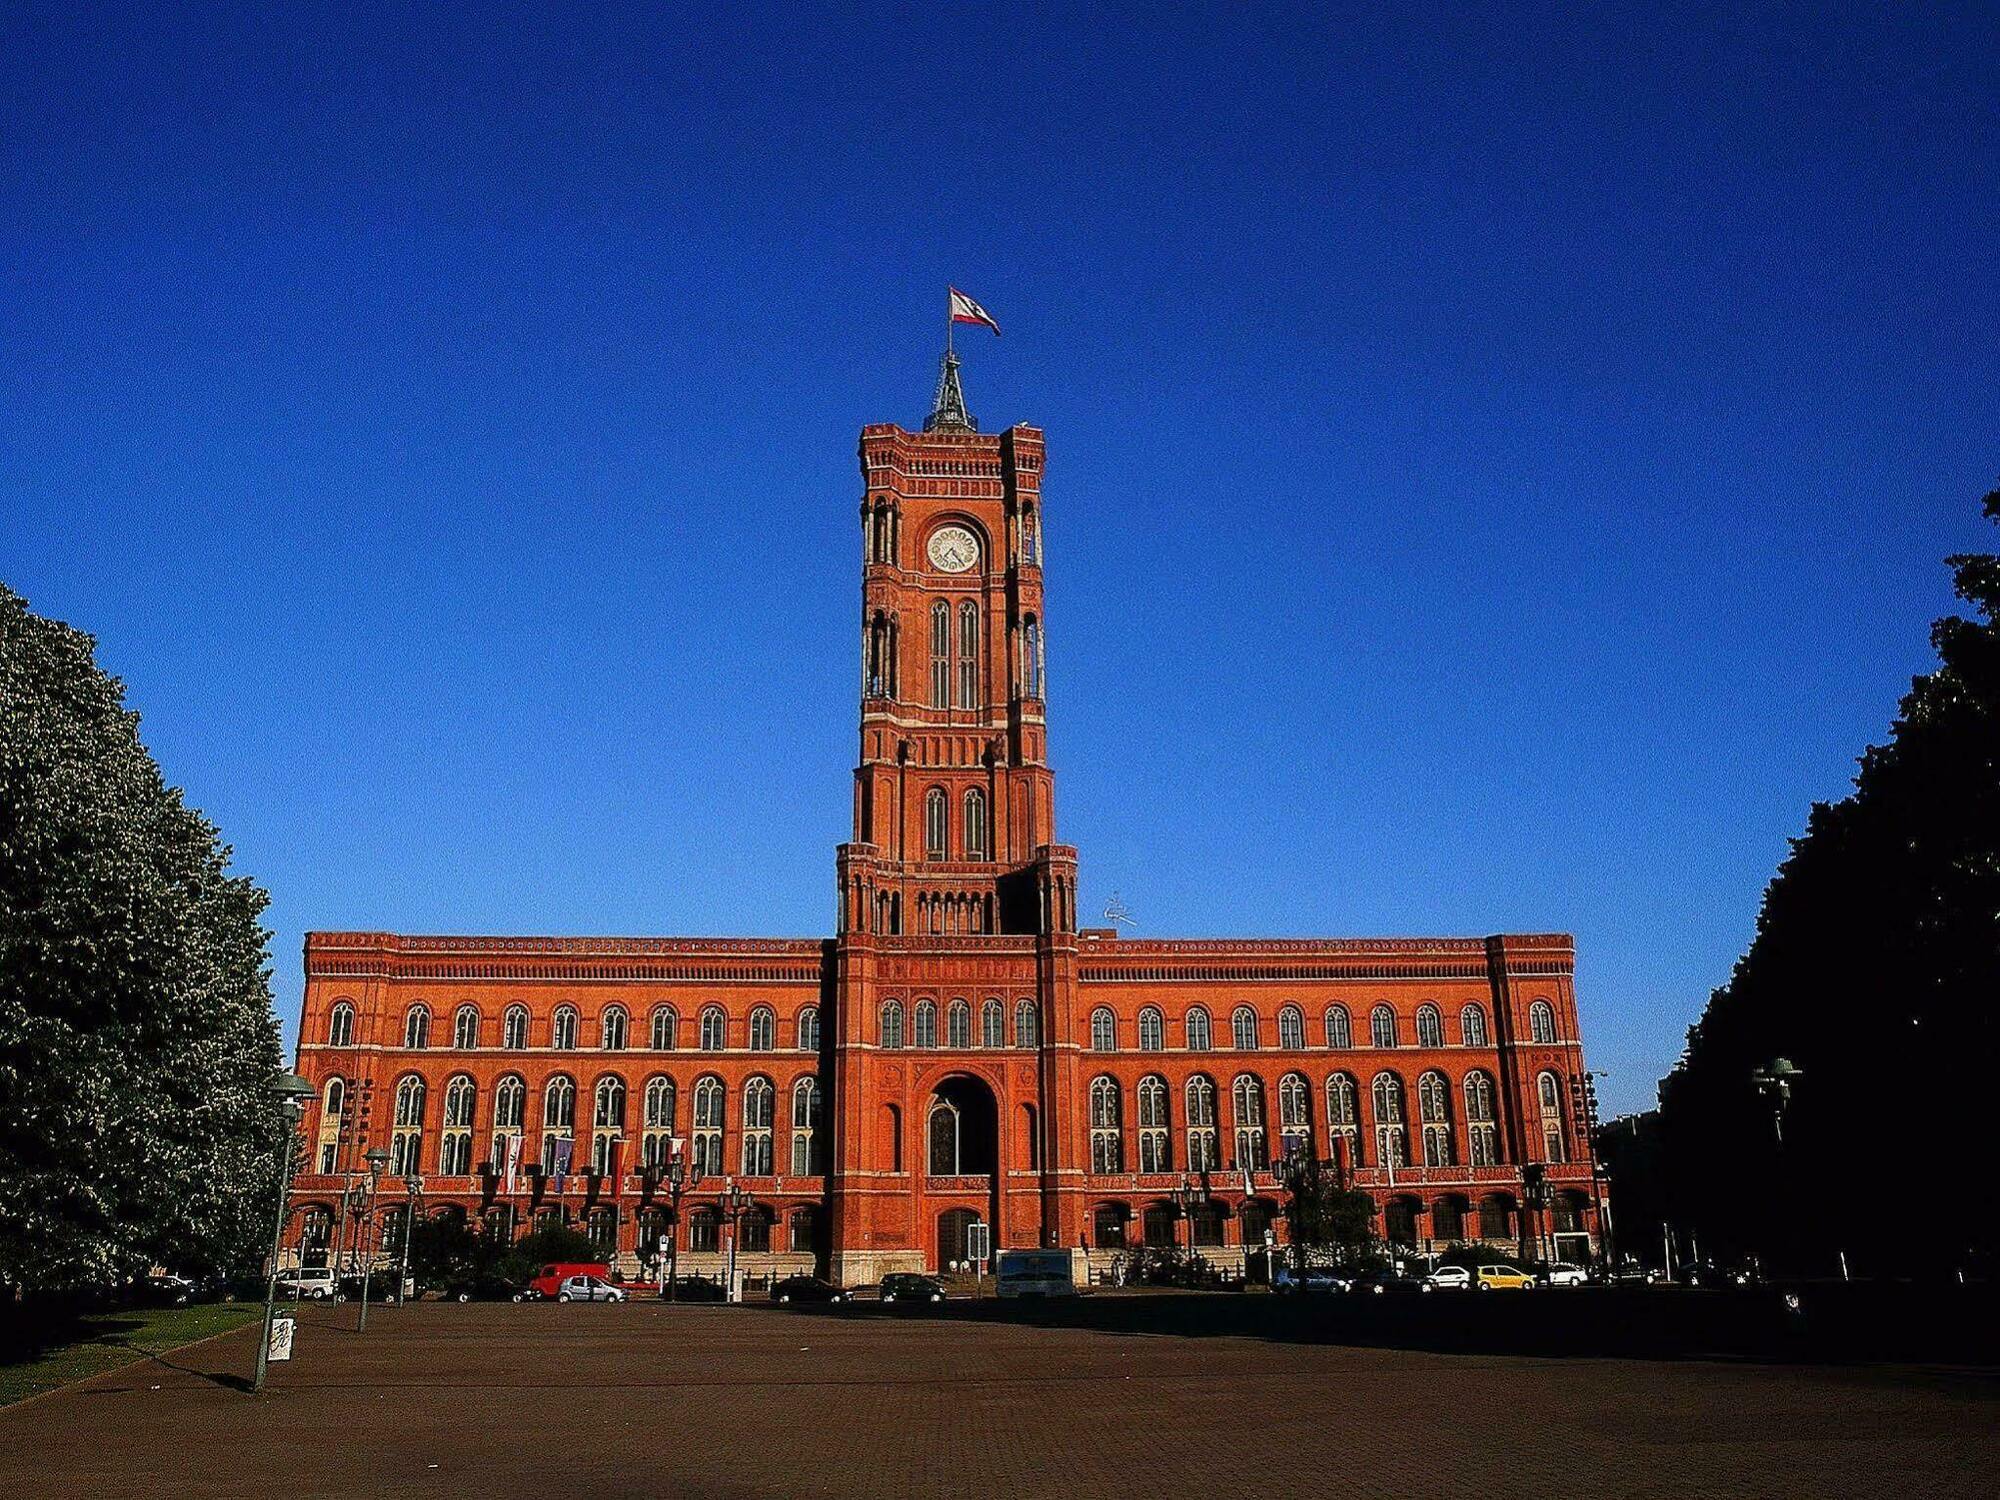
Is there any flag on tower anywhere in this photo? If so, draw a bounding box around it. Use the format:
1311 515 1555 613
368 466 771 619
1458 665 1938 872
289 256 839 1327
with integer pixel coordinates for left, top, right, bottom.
949 286 1001 335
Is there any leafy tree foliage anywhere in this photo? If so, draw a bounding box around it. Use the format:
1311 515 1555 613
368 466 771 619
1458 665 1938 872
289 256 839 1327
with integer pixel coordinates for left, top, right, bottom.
1282 1153 1380 1268
0 586 287 1296
1650 491 2000 1275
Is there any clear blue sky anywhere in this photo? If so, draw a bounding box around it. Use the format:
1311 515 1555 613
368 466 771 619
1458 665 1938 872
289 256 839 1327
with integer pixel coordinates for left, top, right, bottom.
5 5 1995 1116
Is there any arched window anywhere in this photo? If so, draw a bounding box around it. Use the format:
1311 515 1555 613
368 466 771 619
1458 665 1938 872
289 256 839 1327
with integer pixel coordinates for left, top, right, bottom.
1416 1005 1443 1049
790 1077 823 1175
1464 1071 1499 1165
441 1075 475 1175
492 1074 526 1167
1089 1077 1123 1173
913 998 938 1048
1021 504 1040 565
1277 1006 1304 1051
1185 1076 1219 1171
642 1076 676 1169
503 1005 528 1049
748 1007 775 1051
741 1077 774 1175
1369 1005 1398 1049
452 1005 480 1049
789 1205 817 1254
1231 1075 1267 1170
929 600 950 708
1460 1004 1489 1047
957 600 980 708
699 1006 726 1051
601 1006 628 1051
1137 1075 1170 1172
928 1099 962 1176
1530 1000 1558 1044
328 1002 355 1047
688 1208 720 1253
981 998 1005 1049
1014 998 1039 1048
796 1005 820 1052
541 1076 575 1170
1138 1007 1164 1051
391 1075 426 1175
1326 1073 1360 1169
552 1006 579 1050
963 788 988 860
1278 1072 1311 1157
1371 1073 1406 1168
650 1006 677 1051
1231 1006 1259 1051
1538 1071 1567 1162
1418 1071 1454 1166
1185 1006 1212 1052
1022 616 1043 698
1090 1007 1116 1051
692 1077 725 1176
924 787 947 859
946 999 971 1049
880 1000 905 1050
316 1077 346 1173
589 1076 626 1173
403 1005 431 1050
1325 1005 1352 1049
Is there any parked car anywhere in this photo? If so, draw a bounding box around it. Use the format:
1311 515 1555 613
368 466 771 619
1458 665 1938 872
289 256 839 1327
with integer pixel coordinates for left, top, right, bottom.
664 1275 728 1302
1674 1260 1756 1289
1539 1262 1589 1288
1425 1265 1473 1291
1475 1265 1536 1291
275 1267 342 1301
879 1273 946 1305
1352 1270 1434 1295
556 1274 626 1303
771 1275 851 1305
1273 1265 1350 1294
528 1262 611 1301
442 1269 528 1303
136 1272 195 1306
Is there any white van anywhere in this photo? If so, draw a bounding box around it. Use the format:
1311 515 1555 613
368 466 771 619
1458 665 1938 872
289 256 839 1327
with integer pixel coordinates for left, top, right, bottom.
995 1249 1077 1298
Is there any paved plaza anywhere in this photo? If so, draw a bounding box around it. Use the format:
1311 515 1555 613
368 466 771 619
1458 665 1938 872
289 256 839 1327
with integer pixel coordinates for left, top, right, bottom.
1 1296 1995 1498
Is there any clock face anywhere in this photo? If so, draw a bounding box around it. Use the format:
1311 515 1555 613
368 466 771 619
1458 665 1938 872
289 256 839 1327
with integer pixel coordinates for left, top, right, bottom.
926 525 980 574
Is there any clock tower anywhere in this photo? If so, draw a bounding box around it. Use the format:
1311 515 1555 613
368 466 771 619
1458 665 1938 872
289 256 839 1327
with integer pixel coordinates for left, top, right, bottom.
827 352 1084 1283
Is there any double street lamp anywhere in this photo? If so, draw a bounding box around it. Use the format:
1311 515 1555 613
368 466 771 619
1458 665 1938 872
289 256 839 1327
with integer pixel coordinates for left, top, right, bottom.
357 1148 389 1331
253 1072 316 1394
719 1178 757 1304
398 1175 424 1306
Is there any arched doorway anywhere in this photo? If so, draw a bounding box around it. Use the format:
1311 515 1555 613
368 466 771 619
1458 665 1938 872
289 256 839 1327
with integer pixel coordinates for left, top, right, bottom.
939 1207 981 1268
927 1076 998 1176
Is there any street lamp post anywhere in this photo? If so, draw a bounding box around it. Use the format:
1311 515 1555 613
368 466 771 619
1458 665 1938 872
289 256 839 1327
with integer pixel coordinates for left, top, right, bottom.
253 1072 316 1394
1751 1058 1804 1145
356 1148 388 1332
658 1148 702 1301
719 1178 755 1304
398 1175 424 1306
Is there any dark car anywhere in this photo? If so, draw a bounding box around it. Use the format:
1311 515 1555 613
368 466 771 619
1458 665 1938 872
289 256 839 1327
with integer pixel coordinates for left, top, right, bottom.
879 1273 947 1306
1351 1269 1434 1295
442 1269 528 1303
771 1275 851 1305
664 1275 728 1302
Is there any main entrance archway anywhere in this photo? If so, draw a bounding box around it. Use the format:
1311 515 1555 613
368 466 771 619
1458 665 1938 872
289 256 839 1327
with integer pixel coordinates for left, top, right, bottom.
926 1074 1000 1269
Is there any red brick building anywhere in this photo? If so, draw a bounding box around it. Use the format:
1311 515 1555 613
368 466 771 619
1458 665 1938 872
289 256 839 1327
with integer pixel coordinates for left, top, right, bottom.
286 356 1602 1285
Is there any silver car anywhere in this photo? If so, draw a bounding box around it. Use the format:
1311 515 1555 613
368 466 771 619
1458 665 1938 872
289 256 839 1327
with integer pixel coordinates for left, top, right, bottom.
556 1274 627 1303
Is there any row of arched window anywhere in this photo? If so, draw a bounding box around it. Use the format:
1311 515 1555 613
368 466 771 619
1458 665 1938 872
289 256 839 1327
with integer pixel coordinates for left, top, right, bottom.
880 997 1039 1049
336 1072 828 1182
1078 1068 1566 1174
922 786 988 861
327 1001 823 1055
1085 1000 1560 1052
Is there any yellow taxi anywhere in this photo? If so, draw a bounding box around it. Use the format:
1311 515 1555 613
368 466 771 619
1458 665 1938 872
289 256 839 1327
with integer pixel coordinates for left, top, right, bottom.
1475 1264 1536 1291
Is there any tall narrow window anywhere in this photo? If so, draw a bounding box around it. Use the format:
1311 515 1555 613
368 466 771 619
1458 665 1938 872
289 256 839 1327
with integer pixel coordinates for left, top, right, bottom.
1278 1006 1304 1051
1089 1077 1123 1173
914 998 938 1048
390 1076 426 1175
441 1075 475 1175
929 601 950 708
503 1005 529 1049
957 600 980 708
1232 1006 1259 1050
692 1077 725 1177
925 788 947 859
947 999 971 1048
748 1007 775 1051
1186 1007 1212 1052
1416 1005 1443 1048
699 1006 726 1051
1538 1072 1567 1162
1530 1001 1558 1044
453 1005 480 1049
1278 1073 1311 1158
797 1005 820 1052
880 1000 905 1049
541 1076 575 1171
1138 1075 1170 1172
791 1077 823 1175
1090 1007 1116 1051
1326 1073 1360 1169
1231 1075 1267 1170
1325 1005 1352 1049
1022 505 1039 565
317 1077 347 1174
1014 998 1039 1048
741 1077 774 1175
1138 1007 1164 1051
1185 1076 1219 1171
963 788 988 860
328 1002 355 1047
591 1076 626 1174
1460 1004 1489 1047
1370 1005 1398 1048
1371 1073 1406 1168
491 1074 525 1169
651 1006 678 1050
601 1006 628 1051
981 998 1005 1048
552 1006 578 1050
403 1005 431 1050
1419 1071 1454 1165
1465 1071 1499 1165
1021 617 1043 698
642 1076 676 1169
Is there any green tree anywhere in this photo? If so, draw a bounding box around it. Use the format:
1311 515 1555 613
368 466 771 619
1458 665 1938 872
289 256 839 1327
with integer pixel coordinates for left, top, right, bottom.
0 585 288 1298
1283 1154 1379 1269
1654 489 2000 1275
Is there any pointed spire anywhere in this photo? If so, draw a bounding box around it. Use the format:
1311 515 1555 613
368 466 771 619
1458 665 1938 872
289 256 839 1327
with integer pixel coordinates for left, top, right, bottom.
924 348 977 433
